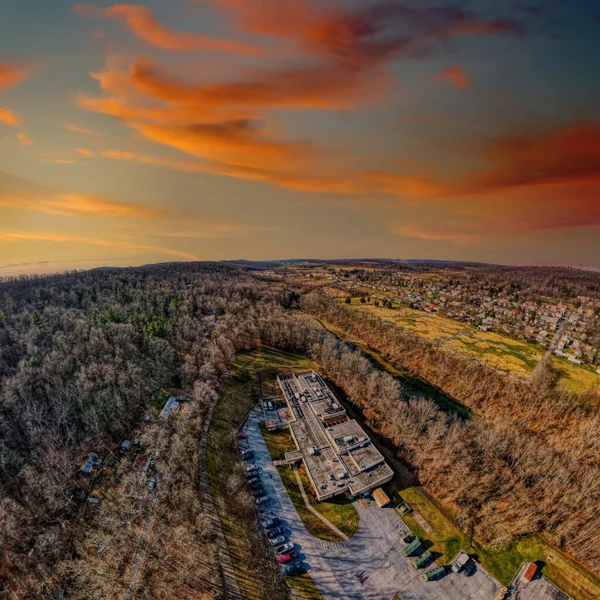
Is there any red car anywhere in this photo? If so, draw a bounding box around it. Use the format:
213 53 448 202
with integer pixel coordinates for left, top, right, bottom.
277 551 297 564
236 433 247 439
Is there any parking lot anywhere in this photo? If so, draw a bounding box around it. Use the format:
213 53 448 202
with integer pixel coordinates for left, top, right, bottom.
242 408 504 600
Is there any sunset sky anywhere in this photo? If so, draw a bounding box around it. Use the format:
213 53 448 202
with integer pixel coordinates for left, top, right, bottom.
1 0 599 275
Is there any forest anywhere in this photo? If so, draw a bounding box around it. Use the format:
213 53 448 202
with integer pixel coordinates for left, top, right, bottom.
0 262 599 598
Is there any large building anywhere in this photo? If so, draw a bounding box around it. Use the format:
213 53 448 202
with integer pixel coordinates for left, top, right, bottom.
278 372 393 501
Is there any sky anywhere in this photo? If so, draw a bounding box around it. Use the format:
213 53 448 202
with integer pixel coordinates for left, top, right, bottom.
1 0 599 276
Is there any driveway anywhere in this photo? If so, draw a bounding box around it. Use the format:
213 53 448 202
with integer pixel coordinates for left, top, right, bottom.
244 408 503 600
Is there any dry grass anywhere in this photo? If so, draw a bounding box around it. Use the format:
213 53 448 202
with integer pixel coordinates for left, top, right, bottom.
345 302 473 341
553 358 600 393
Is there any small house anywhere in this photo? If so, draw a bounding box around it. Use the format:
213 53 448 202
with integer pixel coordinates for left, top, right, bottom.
159 396 180 420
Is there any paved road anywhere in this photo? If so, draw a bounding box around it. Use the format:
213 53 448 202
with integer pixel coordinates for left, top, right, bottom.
245 409 502 600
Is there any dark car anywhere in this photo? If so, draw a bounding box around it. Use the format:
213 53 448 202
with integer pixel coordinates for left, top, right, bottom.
262 517 280 530
242 450 254 460
250 481 263 490
283 562 305 576
247 476 260 485
277 551 298 564
252 487 265 497
267 526 285 538
464 561 476 577
402 534 414 544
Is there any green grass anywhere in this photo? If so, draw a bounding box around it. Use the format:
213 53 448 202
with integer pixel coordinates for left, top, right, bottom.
260 424 297 461
285 572 325 600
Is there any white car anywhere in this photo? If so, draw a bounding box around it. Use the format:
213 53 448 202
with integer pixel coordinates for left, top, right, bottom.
255 496 269 505
270 535 286 546
275 542 294 555
246 464 259 472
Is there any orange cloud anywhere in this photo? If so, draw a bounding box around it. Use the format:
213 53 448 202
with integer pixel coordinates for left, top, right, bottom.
17 132 33 145
452 122 600 195
392 224 482 243
0 60 29 128
0 230 197 260
0 191 162 219
74 1 528 202
75 4 259 55
74 147 95 157
0 107 21 127
65 124 102 135
433 66 471 91
0 61 28 90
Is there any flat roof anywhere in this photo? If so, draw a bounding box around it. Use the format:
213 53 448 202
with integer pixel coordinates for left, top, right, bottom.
279 372 393 500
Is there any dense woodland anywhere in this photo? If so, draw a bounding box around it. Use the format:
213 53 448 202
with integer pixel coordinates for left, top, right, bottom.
0 264 301 598
0 262 599 597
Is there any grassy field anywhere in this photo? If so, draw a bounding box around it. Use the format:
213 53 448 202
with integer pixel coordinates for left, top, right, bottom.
445 330 544 377
345 300 473 341
207 346 320 599
343 300 600 390
554 357 600 392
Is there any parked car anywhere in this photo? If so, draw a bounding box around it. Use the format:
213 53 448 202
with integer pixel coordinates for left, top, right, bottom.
255 496 269 506
242 450 254 460
464 561 476 577
262 517 280 530
277 551 297 564
266 526 285 538
246 464 259 472
148 478 156 490
250 481 263 490
248 477 260 485
283 562 304 575
236 433 247 439
275 542 294 554
244 471 258 479
252 488 265 497
270 535 286 546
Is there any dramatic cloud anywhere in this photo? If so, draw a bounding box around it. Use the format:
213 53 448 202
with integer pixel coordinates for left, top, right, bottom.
433 66 471 90
75 0 526 199
75 4 259 55
451 122 600 195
